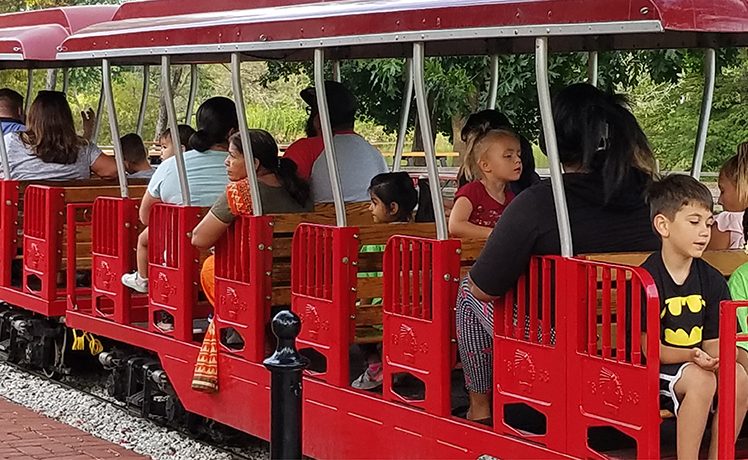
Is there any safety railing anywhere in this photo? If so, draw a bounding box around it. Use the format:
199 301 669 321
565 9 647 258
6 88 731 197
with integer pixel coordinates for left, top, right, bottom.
214 214 274 362
22 185 65 303
148 203 205 342
382 235 460 416
291 223 358 387
87 196 144 324
0 180 20 288
717 300 748 460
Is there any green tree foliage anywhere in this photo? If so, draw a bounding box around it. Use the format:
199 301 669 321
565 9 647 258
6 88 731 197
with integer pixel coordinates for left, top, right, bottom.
631 50 748 172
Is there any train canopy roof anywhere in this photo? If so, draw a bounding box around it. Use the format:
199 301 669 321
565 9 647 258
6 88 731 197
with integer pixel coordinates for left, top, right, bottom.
0 6 117 65
57 0 748 64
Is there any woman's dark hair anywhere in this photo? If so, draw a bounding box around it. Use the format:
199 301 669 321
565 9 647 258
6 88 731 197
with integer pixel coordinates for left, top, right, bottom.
189 97 239 152
21 91 86 164
368 172 419 222
228 131 310 207
546 83 654 204
460 110 511 142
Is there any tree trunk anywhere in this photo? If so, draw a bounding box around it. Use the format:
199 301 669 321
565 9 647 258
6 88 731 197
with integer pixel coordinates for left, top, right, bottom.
451 114 467 166
154 66 185 141
45 69 58 91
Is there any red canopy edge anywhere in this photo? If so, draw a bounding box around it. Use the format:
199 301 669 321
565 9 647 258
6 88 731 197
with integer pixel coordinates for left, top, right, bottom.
57 0 748 61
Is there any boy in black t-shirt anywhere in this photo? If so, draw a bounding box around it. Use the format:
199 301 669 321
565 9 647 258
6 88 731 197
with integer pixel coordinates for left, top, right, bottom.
642 174 748 459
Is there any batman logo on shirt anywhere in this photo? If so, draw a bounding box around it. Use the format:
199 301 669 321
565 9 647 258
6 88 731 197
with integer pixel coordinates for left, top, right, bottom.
661 295 706 347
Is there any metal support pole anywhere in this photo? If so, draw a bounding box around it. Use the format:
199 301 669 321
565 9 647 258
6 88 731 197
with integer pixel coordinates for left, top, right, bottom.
263 310 309 460
536 37 573 257
392 58 413 173
230 53 263 216
331 60 341 82
161 56 191 206
487 54 499 110
314 48 346 226
62 68 70 93
136 65 150 136
587 51 599 87
185 64 198 124
24 69 32 113
102 59 129 198
92 82 105 144
413 42 447 240
0 113 10 179
690 48 716 180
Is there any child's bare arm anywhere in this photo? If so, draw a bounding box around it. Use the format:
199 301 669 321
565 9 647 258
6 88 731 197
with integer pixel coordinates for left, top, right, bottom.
448 197 492 239
642 333 718 369
701 338 721 360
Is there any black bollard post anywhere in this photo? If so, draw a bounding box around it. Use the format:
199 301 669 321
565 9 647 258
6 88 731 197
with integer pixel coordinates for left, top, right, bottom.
263 309 309 460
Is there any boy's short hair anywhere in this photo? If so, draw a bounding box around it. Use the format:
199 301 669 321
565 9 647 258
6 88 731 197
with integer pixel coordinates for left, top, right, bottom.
160 124 196 148
0 88 23 114
120 133 148 163
647 174 713 222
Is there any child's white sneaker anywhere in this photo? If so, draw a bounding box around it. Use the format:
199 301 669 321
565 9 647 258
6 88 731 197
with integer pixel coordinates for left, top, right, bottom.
121 272 148 293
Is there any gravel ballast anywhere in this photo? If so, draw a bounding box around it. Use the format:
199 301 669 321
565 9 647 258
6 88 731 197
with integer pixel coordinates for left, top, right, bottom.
0 362 268 459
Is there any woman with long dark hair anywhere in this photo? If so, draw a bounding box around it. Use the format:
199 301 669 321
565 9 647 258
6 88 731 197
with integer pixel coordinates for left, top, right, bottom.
457 83 659 423
2 90 117 180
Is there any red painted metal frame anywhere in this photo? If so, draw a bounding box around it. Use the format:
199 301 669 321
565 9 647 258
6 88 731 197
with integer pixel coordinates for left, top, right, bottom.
82 196 148 324
493 256 661 458
147 203 207 342
0 180 20 289
59 0 748 56
291 223 358 387
717 300 748 460
213 214 274 362
383 235 460 416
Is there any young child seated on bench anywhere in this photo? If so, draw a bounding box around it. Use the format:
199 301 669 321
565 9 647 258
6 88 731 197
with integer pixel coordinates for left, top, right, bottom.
642 174 748 459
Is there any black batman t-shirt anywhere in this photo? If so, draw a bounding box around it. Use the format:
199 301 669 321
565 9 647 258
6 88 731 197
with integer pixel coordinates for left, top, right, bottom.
641 252 729 348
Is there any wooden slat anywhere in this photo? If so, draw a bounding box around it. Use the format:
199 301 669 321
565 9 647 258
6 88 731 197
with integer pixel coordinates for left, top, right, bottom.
63 185 148 203
355 304 382 327
584 250 748 276
459 238 486 263
271 202 373 233
357 277 383 299
356 223 436 246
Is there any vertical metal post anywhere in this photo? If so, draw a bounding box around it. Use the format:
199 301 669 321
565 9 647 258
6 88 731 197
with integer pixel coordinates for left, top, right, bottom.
92 82 105 144
102 60 129 199
536 37 573 257
263 310 309 460
314 48 346 226
62 68 70 93
413 42 447 240
0 114 10 179
487 54 499 110
185 64 198 124
161 56 191 206
230 53 263 216
690 48 716 180
331 60 341 82
392 58 413 173
136 65 150 137
587 51 599 87
24 69 32 113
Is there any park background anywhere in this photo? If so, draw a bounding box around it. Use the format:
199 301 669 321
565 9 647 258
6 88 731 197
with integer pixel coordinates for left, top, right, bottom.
0 0 746 173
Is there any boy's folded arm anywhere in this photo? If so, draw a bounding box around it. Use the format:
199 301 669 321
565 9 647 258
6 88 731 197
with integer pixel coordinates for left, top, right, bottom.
659 342 698 364
701 338 720 360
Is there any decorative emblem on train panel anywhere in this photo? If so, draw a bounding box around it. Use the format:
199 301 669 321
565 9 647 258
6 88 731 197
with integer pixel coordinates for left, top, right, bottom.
299 303 329 340
588 367 626 411
504 348 538 392
153 272 176 302
221 286 247 320
95 260 114 289
391 324 429 364
27 242 43 270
